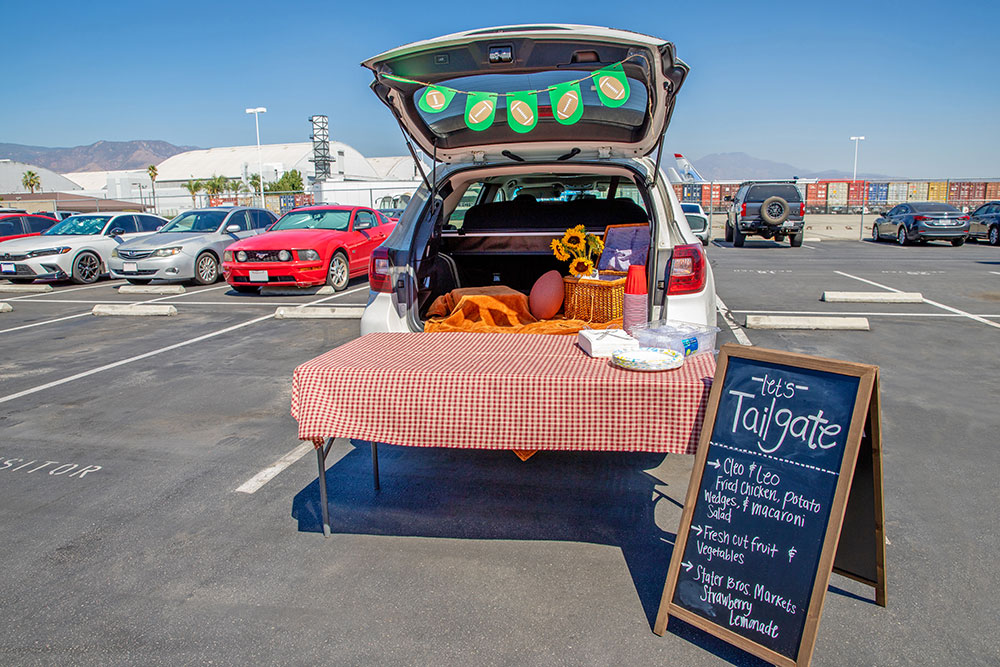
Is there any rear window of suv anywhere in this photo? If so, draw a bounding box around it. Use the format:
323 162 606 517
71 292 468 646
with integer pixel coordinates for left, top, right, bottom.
747 185 802 202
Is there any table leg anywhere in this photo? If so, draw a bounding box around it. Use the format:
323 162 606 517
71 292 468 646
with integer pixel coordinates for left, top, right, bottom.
317 438 332 538
371 441 380 491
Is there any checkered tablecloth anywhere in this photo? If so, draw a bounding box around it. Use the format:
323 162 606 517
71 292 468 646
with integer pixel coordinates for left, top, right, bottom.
291 332 715 454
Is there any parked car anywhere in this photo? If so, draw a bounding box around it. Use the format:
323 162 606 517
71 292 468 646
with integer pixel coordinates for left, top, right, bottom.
378 207 406 222
967 201 1000 245
872 202 969 246
726 181 805 247
0 212 165 284
685 212 711 246
109 207 276 285
45 211 82 221
0 212 58 243
358 25 714 334
681 202 706 216
222 205 395 293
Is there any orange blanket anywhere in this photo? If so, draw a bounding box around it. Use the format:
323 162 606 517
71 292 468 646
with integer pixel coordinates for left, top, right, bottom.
425 286 622 335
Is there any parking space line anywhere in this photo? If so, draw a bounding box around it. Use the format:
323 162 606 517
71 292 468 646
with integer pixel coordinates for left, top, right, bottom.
836 270 1000 330
235 442 315 493
733 309 1000 319
4 281 125 300
0 312 92 334
294 285 368 307
716 296 752 346
990 271 1000 277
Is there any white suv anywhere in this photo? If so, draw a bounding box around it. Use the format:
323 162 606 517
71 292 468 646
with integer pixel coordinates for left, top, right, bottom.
359 25 716 333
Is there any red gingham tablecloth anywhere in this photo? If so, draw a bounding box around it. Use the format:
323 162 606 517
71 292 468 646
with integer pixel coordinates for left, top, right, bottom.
291 332 715 454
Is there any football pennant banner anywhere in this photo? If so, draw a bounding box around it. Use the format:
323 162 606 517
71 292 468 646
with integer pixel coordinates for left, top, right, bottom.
548 81 584 125
465 92 498 131
418 85 456 113
594 63 630 108
506 90 538 133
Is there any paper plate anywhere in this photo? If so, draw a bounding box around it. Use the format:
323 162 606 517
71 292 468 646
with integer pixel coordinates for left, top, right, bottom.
611 347 685 372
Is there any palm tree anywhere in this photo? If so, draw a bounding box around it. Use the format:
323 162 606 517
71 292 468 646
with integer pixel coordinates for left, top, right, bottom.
203 174 227 198
183 179 203 208
21 171 41 193
147 165 158 213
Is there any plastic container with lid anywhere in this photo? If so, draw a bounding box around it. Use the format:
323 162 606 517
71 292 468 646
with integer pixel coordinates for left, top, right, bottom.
629 319 721 357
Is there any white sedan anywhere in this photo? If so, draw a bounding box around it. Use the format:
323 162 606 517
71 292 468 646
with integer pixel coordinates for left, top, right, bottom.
0 212 166 284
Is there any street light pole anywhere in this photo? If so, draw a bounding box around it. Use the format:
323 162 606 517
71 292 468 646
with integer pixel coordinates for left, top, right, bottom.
850 136 866 240
246 107 267 207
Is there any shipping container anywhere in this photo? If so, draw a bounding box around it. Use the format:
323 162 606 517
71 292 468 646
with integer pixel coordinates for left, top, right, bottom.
986 182 1000 200
888 182 909 204
848 181 866 207
906 182 929 201
806 182 828 204
927 181 948 202
825 182 849 210
672 184 684 202
682 184 702 203
867 183 888 205
701 183 719 208
947 182 961 204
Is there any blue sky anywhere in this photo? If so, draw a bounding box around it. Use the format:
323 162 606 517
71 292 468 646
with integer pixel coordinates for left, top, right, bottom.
3 0 997 178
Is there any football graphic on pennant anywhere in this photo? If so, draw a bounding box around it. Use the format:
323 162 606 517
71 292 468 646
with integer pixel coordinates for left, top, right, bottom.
598 75 626 101
424 89 447 111
509 99 534 126
468 99 495 123
556 90 579 120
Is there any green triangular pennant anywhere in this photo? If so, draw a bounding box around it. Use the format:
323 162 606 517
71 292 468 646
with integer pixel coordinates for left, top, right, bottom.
418 86 456 113
548 81 584 125
464 92 498 131
506 91 538 133
594 63 630 108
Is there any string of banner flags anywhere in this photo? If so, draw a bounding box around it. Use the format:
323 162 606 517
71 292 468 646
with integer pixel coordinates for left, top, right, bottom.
384 59 636 133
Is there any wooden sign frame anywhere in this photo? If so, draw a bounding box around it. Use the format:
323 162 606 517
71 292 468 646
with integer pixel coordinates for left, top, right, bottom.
653 344 886 667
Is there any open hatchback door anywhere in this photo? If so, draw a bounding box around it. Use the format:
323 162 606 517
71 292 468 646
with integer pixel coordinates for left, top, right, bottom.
362 25 688 164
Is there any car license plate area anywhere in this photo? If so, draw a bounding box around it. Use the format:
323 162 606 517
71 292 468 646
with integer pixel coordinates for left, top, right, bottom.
1 262 14 274
124 262 138 272
782 221 798 228
249 270 268 282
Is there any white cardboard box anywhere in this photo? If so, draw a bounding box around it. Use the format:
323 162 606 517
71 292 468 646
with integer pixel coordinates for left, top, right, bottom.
577 328 640 358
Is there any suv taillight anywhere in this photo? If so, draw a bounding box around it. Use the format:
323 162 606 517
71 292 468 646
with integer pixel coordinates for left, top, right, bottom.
368 247 392 293
667 244 707 296
799 202 805 217
740 202 746 217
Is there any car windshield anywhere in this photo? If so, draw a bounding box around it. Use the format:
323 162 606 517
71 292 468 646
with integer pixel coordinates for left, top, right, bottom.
159 210 228 233
746 185 802 202
271 210 352 231
43 215 110 235
911 202 959 213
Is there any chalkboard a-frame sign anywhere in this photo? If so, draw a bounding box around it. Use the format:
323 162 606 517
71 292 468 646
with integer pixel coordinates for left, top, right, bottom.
654 344 886 667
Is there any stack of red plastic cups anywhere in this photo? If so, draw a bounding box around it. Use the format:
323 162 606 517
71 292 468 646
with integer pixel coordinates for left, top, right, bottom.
623 264 648 335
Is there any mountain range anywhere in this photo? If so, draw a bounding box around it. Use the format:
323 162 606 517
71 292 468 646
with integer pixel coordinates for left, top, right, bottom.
691 152 899 181
0 140 197 173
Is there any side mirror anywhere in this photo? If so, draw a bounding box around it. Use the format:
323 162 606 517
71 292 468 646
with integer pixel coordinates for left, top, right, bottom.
225 224 241 233
155 225 163 231
109 227 125 236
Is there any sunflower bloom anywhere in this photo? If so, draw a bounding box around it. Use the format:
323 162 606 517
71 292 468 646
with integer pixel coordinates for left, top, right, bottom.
562 227 586 252
551 239 570 261
569 257 594 277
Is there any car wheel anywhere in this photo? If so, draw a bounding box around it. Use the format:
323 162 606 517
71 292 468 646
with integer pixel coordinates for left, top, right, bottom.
232 284 260 294
326 251 349 291
951 237 966 247
193 252 219 285
897 227 908 246
126 278 151 285
789 232 804 247
732 224 745 248
725 222 733 243
872 224 880 242
701 237 709 246
71 251 101 284
990 226 1000 246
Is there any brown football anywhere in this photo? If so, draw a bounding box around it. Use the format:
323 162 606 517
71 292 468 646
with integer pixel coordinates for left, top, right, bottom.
468 99 495 124
425 89 446 110
598 75 625 101
556 90 579 120
509 99 534 126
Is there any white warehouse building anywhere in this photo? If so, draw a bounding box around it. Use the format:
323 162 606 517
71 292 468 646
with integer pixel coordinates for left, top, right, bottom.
62 141 426 217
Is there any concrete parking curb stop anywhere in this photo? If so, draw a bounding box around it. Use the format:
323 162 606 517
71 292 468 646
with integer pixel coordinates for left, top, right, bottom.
273 306 364 319
0 302 11 313
262 286 335 296
822 291 923 303
0 284 53 293
92 304 178 317
118 285 187 295
745 315 870 330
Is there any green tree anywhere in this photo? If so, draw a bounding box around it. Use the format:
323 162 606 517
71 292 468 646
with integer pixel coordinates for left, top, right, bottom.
265 169 304 193
203 174 227 197
249 173 262 194
21 170 41 193
183 179 203 207
147 165 158 213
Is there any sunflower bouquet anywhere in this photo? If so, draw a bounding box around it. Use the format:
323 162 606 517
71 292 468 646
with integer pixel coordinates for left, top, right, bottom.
551 225 604 277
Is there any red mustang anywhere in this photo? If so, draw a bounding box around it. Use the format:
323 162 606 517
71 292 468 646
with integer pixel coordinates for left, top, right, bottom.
0 213 57 243
222 205 394 293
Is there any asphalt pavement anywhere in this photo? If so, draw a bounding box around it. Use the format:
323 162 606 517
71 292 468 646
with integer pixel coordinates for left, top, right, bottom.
1 240 998 665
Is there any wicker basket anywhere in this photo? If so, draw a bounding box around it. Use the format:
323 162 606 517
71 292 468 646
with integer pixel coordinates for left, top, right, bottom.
563 275 625 323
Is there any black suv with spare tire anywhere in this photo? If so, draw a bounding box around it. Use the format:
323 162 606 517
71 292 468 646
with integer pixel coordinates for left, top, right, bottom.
725 181 805 247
